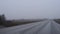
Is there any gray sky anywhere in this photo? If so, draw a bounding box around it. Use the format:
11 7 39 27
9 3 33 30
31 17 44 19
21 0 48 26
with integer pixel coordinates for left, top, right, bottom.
0 0 60 20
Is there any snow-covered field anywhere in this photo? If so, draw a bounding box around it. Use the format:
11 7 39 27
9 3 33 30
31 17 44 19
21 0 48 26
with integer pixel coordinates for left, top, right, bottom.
0 20 60 34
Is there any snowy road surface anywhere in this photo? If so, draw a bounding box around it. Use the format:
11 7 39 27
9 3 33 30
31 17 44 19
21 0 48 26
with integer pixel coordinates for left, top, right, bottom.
0 20 60 34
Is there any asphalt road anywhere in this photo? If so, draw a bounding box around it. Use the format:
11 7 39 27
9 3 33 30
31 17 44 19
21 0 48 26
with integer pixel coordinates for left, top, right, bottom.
0 20 60 34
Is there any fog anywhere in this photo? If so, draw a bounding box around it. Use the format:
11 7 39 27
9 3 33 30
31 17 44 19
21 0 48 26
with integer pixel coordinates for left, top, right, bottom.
0 0 60 20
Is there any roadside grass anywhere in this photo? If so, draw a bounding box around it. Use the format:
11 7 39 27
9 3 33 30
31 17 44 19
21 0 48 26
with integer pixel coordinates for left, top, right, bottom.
4 20 43 27
54 19 60 24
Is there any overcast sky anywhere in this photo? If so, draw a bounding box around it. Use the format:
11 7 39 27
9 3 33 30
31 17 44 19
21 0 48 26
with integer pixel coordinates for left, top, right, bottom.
0 0 60 20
